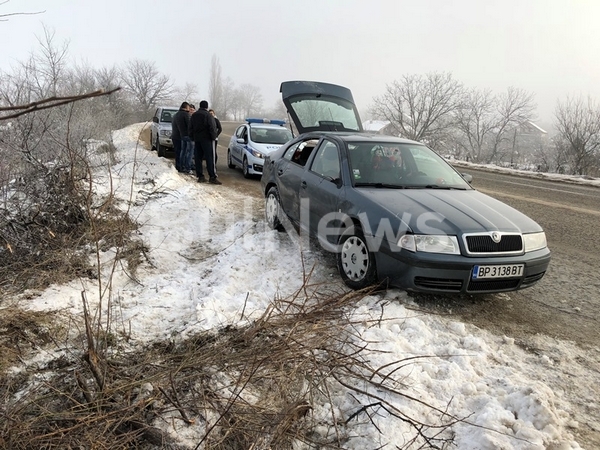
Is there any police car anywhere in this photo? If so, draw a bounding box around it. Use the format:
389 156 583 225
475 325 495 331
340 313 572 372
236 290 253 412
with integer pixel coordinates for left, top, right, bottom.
227 118 293 178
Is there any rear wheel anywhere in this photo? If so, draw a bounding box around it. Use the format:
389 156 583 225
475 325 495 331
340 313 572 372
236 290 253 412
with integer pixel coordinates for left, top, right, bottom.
337 226 377 289
265 186 284 231
227 149 236 169
243 156 251 178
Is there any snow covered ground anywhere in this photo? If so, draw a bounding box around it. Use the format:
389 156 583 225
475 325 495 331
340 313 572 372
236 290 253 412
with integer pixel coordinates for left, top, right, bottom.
13 123 597 449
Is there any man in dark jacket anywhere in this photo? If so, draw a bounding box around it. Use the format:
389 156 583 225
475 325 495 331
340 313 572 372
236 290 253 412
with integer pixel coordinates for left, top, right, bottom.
190 100 221 184
172 102 191 172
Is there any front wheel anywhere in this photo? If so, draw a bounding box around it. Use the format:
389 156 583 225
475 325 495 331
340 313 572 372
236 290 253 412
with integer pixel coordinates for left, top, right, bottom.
151 132 157 150
227 149 236 169
337 226 377 290
265 186 284 231
242 156 251 178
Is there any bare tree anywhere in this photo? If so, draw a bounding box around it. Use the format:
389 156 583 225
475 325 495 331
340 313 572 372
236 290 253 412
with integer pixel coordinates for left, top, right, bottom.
174 82 198 103
33 26 69 97
455 87 535 163
236 83 263 119
219 76 236 120
120 59 173 113
370 72 463 146
208 54 223 114
554 96 600 175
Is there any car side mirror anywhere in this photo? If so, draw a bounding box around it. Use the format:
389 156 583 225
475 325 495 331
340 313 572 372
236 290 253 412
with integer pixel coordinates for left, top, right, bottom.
152 117 159 123
237 138 246 144
461 173 473 183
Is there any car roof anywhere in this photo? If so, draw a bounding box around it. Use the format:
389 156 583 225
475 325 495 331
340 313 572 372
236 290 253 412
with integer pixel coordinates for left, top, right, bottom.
247 123 288 129
299 131 424 146
158 106 179 110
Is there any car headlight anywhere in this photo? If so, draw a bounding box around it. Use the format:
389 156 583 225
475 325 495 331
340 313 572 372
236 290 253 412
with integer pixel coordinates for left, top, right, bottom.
399 234 460 254
249 148 264 159
523 232 547 252
160 130 171 137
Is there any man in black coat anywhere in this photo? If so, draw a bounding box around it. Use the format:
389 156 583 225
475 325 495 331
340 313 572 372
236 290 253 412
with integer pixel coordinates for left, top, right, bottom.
190 100 221 184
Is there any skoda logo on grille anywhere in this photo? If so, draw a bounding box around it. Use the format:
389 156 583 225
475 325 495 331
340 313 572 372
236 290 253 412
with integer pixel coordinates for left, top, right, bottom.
491 232 501 243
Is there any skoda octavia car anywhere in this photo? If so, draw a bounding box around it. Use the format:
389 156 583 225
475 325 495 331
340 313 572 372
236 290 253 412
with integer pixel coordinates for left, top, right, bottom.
260 81 550 293
228 118 293 178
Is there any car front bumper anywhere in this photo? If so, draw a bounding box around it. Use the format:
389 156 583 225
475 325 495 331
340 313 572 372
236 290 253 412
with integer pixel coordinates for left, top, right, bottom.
245 153 264 175
159 136 173 148
375 246 551 294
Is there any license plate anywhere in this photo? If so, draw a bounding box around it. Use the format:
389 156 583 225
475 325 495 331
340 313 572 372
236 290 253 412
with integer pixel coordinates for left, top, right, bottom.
472 264 524 279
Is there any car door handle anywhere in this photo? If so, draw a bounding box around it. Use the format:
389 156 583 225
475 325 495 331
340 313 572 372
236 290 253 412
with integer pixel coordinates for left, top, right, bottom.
278 169 284 176
301 181 307 189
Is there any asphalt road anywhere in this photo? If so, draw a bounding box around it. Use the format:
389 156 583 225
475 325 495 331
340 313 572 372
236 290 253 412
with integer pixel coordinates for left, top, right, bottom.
439 165 600 349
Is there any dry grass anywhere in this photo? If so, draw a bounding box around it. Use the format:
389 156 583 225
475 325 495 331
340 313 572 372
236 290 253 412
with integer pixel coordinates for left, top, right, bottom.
0 278 462 449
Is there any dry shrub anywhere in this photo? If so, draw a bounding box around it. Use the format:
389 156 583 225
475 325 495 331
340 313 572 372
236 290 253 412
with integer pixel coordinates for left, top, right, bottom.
0 277 461 449
0 201 141 296
0 306 64 373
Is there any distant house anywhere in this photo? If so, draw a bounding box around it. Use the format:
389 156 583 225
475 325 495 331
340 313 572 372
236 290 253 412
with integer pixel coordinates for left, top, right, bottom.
517 120 548 140
506 120 548 164
363 120 396 135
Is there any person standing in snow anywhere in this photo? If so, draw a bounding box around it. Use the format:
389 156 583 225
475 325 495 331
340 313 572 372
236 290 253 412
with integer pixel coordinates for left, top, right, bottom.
209 109 222 167
190 100 221 184
172 102 192 173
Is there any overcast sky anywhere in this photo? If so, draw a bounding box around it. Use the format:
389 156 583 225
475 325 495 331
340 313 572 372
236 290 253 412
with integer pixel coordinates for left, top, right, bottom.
1 0 599 126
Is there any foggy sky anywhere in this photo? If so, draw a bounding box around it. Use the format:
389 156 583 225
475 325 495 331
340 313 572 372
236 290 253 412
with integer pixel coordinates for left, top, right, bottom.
1 0 599 128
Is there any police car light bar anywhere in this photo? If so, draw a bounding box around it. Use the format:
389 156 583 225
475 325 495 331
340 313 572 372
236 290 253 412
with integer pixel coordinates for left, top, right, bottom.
246 118 286 125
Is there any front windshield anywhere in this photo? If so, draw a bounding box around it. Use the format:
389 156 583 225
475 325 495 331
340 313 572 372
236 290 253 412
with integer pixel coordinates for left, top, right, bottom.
250 127 293 144
288 95 360 131
160 109 178 123
347 142 472 189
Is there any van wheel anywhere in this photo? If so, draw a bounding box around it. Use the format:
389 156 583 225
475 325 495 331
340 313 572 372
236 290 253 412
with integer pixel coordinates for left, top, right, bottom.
151 133 156 150
157 142 166 157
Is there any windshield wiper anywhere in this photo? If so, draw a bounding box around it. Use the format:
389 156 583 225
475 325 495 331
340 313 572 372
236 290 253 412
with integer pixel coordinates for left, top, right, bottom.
424 185 468 190
355 182 406 189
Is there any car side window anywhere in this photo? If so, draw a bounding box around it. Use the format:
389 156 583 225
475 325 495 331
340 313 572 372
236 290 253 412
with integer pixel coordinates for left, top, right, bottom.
284 142 301 161
235 126 245 139
289 139 318 167
310 140 340 180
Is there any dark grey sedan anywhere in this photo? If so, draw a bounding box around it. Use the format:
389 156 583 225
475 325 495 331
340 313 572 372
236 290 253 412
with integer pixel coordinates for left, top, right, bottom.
260 81 550 293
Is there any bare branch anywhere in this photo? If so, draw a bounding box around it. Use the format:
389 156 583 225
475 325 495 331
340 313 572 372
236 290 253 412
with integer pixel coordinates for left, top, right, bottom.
0 88 121 121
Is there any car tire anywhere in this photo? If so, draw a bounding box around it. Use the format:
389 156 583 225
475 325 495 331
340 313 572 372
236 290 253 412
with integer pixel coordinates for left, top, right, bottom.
265 186 284 231
151 133 156 151
157 142 166 157
242 156 251 178
337 225 377 290
227 149 236 169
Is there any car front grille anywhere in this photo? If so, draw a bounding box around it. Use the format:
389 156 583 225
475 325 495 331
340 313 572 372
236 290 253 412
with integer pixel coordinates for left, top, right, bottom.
464 233 523 254
467 278 521 292
414 277 463 292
